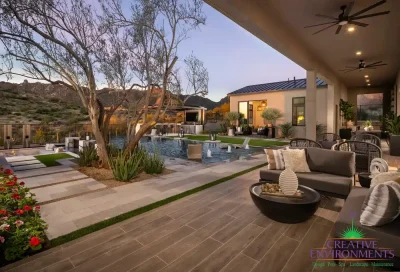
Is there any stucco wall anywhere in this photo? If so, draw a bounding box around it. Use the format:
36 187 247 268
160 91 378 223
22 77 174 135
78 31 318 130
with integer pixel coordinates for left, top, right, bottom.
396 69 400 115
229 87 328 137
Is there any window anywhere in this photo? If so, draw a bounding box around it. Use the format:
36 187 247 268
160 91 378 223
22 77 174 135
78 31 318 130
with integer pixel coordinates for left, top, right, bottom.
357 93 383 121
238 102 248 124
292 97 305 126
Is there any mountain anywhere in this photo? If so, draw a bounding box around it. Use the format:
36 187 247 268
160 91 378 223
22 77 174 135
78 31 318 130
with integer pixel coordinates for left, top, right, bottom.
181 95 228 109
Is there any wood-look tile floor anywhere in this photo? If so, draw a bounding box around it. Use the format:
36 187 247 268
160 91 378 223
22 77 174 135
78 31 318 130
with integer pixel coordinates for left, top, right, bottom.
2 170 390 272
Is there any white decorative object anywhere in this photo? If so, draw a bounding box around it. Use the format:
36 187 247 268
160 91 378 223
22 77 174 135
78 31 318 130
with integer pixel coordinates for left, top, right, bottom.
245 144 249 150
86 135 90 140
151 129 157 136
207 149 212 157
370 158 389 178
279 167 299 195
237 127 242 133
45 143 55 151
371 172 400 187
228 128 234 136
227 145 232 153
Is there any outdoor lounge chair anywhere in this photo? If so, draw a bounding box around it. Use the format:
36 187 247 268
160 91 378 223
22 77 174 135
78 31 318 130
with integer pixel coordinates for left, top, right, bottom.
289 138 322 148
187 144 202 160
233 137 250 149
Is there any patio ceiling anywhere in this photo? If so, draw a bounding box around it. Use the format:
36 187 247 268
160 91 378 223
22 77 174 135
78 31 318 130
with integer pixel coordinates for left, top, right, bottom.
205 0 400 88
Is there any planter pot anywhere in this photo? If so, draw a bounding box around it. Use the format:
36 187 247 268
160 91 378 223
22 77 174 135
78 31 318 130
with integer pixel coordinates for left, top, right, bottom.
390 135 400 156
151 129 157 136
228 128 234 136
339 128 352 140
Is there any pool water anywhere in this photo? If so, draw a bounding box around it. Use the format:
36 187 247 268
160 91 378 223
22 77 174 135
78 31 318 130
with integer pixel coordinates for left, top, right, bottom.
111 136 264 164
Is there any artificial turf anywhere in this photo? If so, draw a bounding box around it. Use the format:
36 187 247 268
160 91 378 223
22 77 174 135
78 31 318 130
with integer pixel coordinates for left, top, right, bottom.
34 153 74 167
185 135 288 147
49 162 267 247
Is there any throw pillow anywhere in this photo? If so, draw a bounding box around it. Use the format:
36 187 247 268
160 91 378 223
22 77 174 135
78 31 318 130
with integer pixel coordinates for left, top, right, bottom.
264 149 285 170
371 172 400 187
281 149 311 173
360 181 400 227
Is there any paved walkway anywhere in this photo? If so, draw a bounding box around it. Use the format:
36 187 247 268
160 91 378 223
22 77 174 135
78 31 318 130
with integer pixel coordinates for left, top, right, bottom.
8 153 265 239
2 170 347 272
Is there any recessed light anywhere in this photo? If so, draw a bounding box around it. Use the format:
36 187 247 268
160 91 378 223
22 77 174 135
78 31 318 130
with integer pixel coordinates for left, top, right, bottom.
364 75 369 78
366 79 370 82
367 83 371 86
356 51 362 55
348 27 355 32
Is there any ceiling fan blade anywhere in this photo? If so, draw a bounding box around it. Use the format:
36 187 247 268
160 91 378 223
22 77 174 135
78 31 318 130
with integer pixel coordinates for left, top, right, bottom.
350 0 386 18
304 21 338 28
344 69 359 73
368 63 387 67
312 23 338 35
349 21 368 27
344 1 354 17
365 67 377 69
345 66 358 69
315 14 337 20
351 11 390 20
367 61 382 66
335 25 342 34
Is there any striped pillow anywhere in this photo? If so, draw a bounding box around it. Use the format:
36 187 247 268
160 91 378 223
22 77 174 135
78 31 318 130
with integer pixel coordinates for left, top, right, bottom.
264 149 285 170
360 181 400 227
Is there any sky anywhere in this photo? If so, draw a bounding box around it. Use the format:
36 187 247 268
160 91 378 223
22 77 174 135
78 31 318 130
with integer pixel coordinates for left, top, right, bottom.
0 2 306 102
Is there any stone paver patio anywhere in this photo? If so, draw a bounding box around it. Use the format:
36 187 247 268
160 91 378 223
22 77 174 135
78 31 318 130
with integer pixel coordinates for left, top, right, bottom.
2 169 354 272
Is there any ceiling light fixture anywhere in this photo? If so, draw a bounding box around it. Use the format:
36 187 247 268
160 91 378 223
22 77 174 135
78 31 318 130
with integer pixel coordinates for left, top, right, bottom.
366 79 370 82
364 75 369 78
347 27 355 32
356 51 362 55
367 83 371 86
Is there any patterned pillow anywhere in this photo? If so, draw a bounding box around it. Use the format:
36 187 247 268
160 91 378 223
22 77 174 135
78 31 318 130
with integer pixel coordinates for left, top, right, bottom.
371 172 400 187
281 149 311 173
264 149 285 170
360 181 400 227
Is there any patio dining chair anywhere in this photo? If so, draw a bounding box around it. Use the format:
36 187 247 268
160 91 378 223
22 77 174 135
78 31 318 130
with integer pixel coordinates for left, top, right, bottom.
351 133 381 148
318 133 341 149
334 140 382 174
289 138 322 148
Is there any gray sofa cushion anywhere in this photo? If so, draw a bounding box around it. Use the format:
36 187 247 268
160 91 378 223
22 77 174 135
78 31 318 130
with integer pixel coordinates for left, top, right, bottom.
306 148 355 177
335 187 400 257
318 140 336 150
260 169 352 196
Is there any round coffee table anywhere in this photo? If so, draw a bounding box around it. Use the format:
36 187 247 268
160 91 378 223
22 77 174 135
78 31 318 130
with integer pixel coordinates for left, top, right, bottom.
249 182 320 223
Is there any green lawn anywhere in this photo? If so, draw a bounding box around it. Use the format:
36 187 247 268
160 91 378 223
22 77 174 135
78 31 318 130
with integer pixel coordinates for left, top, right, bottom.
184 135 288 147
34 153 74 167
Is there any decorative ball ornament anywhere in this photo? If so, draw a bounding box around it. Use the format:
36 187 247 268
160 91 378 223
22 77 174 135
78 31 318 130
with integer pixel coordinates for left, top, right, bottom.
370 158 389 176
279 166 299 195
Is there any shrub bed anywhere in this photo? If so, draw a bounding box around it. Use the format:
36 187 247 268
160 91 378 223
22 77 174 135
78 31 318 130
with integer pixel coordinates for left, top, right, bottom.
0 168 47 264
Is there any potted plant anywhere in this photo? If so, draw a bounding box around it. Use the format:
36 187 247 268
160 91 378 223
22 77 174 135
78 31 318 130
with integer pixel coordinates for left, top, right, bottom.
364 120 373 131
385 113 400 156
261 108 283 138
339 99 355 140
278 122 294 139
226 112 240 136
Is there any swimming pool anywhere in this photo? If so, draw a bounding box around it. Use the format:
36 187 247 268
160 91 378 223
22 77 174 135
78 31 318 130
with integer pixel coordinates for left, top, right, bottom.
111 136 264 164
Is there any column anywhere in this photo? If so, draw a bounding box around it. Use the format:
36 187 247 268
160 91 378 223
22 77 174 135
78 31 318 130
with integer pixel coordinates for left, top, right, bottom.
306 70 317 140
326 84 335 133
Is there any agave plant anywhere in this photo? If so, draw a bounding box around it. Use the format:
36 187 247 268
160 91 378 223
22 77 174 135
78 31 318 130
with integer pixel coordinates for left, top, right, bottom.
143 152 165 174
109 150 144 182
77 145 99 167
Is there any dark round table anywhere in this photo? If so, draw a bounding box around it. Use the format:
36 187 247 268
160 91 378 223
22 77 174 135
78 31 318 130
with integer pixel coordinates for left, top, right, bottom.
249 182 320 224
358 172 372 188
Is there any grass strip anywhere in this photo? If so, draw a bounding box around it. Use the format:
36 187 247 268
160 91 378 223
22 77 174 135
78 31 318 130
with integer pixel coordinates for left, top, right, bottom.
50 162 267 247
35 153 74 167
184 135 288 147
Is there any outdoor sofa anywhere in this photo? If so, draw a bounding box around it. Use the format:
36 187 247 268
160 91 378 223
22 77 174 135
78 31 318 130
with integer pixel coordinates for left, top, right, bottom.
260 147 355 199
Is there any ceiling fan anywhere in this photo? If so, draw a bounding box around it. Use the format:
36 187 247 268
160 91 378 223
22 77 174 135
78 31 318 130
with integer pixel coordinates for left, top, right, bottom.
339 60 387 73
304 0 390 35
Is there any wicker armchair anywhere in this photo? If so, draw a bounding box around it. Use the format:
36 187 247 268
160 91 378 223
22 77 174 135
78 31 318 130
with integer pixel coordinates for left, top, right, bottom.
351 133 381 148
334 140 382 173
322 133 341 142
289 138 322 148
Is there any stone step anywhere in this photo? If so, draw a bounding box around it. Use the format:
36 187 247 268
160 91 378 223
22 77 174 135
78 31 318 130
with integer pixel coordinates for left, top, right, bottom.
13 163 47 171
6 155 36 162
10 160 42 166
23 171 89 188
31 178 107 203
14 165 74 178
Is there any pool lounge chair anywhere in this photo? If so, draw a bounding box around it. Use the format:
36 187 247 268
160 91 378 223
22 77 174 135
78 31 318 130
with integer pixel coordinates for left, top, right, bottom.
187 144 202 160
233 137 250 149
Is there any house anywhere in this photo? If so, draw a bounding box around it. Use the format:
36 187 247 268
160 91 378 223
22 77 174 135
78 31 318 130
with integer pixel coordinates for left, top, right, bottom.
207 0 400 141
228 77 328 138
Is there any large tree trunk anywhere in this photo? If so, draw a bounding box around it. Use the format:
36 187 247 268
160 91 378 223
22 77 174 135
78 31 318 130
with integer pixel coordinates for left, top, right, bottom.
88 103 110 168
124 122 155 154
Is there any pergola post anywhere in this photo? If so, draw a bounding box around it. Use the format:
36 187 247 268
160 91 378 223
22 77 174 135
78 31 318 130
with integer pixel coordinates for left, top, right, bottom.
306 70 317 140
327 84 335 133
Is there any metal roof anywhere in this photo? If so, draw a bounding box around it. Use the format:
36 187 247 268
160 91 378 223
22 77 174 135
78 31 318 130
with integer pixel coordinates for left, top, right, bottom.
228 78 327 95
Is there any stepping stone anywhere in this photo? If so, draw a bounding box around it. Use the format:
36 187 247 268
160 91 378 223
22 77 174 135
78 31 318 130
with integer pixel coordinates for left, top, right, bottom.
23 171 89 188
15 165 74 178
6 155 36 162
10 160 42 166
31 178 107 203
13 163 46 171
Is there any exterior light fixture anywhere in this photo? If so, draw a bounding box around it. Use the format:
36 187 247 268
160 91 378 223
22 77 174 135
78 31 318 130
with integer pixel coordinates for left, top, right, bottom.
261 101 266 107
356 51 362 55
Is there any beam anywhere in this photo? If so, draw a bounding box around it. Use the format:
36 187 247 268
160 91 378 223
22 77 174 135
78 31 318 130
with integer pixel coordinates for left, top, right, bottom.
306 70 317 140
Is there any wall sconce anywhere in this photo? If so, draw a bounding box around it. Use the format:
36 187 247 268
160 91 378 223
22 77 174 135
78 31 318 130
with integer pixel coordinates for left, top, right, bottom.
261 101 266 107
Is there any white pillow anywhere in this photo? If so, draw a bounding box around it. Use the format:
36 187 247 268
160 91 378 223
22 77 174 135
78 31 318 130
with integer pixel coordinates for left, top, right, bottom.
371 172 400 187
281 149 310 173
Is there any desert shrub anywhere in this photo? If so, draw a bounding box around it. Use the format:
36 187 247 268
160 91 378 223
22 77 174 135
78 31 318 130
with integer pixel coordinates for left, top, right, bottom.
110 150 144 182
107 144 121 158
77 145 99 167
278 122 294 138
0 168 47 262
143 152 164 174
